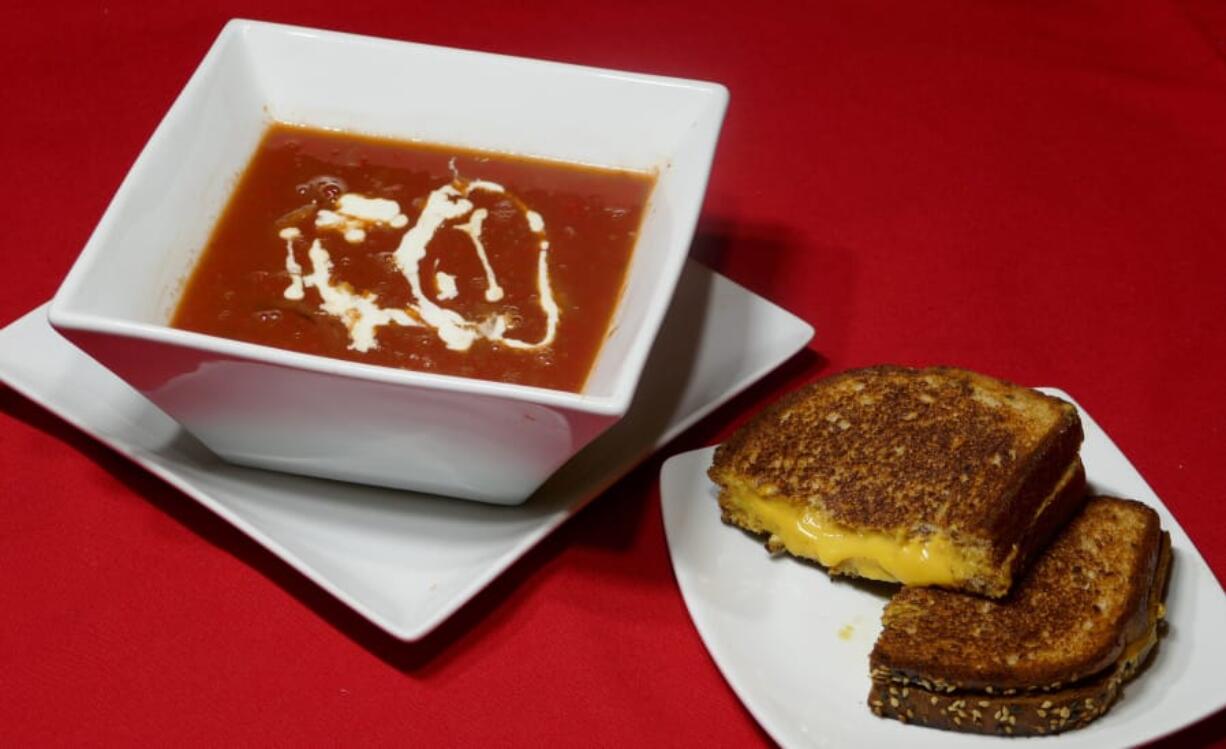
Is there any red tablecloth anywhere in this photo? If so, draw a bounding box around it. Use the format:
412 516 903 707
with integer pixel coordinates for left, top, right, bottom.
3 1 1225 745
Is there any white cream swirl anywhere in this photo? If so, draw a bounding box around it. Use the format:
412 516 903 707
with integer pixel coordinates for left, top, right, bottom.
281 181 558 353
315 194 409 244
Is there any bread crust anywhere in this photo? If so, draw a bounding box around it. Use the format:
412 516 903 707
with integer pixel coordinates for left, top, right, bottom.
709 365 1084 596
1002 460 1087 592
868 499 1172 736
868 529 1172 735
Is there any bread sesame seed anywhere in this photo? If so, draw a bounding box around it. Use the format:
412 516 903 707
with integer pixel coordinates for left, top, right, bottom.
1041 700 1052 709
890 697 899 708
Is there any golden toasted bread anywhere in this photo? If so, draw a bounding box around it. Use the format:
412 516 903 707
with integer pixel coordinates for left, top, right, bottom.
868 497 1171 736
709 366 1084 597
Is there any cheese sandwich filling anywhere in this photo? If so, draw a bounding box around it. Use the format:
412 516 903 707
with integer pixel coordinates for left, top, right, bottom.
718 460 1081 587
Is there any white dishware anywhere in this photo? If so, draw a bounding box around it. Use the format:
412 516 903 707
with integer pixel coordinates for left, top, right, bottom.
48 19 729 504
661 390 1226 748
3 261 812 640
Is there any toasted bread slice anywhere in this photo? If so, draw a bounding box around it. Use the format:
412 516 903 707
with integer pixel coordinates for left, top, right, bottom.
868 497 1171 736
709 366 1084 597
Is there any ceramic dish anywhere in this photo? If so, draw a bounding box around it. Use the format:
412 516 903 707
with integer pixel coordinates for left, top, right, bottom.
3 261 811 640
48 19 729 503
661 390 1226 748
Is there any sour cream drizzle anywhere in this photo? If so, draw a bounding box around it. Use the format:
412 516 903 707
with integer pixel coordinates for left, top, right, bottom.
435 271 459 301
301 239 421 352
452 208 504 302
499 249 559 351
279 227 305 300
281 180 559 353
393 184 483 351
316 194 409 244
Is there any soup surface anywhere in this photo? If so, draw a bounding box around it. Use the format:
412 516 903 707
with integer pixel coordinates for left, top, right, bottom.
171 123 654 392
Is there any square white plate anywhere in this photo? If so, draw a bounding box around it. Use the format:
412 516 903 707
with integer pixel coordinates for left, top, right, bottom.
0 261 812 641
661 389 1226 747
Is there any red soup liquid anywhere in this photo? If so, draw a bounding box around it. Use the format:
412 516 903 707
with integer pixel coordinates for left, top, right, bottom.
171 123 655 393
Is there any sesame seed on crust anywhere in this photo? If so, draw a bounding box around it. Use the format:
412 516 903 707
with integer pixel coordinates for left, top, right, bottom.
863 526 1170 736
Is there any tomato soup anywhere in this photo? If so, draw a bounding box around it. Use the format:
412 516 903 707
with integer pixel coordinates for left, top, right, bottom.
171 124 654 393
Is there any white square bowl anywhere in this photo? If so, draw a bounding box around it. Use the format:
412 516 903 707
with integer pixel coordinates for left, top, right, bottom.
47 19 728 505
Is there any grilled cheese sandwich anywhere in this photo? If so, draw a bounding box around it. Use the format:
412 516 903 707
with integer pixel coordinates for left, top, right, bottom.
710 366 1085 597
868 497 1171 736
718 457 1083 587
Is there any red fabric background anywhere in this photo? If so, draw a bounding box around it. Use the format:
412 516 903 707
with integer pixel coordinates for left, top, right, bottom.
2 1 1224 745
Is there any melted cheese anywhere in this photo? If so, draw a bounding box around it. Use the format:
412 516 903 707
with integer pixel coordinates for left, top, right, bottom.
722 459 1083 587
1122 622 1157 665
722 482 981 586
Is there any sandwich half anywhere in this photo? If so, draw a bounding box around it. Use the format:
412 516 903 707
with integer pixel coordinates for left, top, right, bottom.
868 497 1171 735
709 366 1084 597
